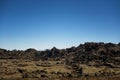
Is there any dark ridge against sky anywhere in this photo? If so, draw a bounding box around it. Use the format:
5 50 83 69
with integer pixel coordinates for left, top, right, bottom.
0 0 120 50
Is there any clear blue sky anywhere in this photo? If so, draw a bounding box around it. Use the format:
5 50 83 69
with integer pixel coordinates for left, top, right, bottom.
0 0 120 50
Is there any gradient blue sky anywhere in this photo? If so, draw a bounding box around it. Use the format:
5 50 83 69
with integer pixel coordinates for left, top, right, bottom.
0 0 120 50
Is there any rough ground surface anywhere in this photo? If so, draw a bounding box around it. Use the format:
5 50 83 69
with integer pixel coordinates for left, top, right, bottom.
0 42 120 80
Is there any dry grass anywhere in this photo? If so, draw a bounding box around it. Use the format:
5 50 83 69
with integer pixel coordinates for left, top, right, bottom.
0 59 120 80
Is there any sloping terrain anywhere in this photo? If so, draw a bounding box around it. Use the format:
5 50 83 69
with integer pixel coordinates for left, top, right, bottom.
0 42 120 80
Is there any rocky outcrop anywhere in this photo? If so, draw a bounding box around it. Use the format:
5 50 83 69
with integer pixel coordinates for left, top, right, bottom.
0 42 120 66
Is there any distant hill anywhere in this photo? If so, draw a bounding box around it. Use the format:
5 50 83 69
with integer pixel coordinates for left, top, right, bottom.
0 42 120 66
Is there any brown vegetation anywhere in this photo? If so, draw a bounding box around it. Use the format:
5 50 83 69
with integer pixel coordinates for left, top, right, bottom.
0 42 120 80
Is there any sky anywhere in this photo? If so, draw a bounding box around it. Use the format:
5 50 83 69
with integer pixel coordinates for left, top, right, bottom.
0 0 120 50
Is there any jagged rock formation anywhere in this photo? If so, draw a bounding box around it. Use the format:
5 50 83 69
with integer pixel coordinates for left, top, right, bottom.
0 42 120 66
0 42 120 80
